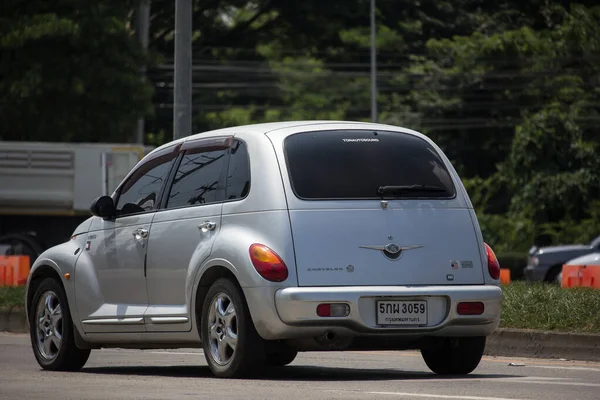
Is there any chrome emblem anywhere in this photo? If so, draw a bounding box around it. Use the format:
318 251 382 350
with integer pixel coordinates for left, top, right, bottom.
359 243 423 261
385 243 401 254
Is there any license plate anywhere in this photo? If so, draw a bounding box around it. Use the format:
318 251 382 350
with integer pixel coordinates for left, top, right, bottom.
376 300 428 325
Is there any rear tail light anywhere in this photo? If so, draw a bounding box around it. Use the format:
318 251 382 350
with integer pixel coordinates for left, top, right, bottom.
249 244 288 282
485 242 500 280
457 301 485 315
316 303 350 317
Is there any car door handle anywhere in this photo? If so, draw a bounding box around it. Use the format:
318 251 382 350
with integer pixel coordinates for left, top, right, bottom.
132 228 149 240
198 221 217 232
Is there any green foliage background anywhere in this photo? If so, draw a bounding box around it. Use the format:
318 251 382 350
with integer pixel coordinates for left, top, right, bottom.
2 0 599 252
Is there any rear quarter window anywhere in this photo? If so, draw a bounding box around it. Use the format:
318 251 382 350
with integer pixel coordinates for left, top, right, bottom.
283 130 456 200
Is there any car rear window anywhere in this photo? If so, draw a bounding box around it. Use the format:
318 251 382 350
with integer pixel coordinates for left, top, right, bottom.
283 129 456 200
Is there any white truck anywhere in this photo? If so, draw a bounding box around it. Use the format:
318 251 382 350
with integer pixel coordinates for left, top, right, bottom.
0 141 154 262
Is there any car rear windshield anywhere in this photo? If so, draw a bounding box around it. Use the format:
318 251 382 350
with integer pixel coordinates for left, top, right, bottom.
283 129 456 200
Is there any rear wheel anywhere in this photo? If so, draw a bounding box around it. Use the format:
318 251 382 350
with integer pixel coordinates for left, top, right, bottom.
420 336 486 375
200 278 265 378
265 345 298 367
29 278 91 371
546 266 563 285
554 271 563 285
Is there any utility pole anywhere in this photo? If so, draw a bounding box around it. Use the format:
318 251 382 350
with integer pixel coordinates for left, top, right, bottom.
173 0 192 140
135 0 151 144
370 0 377 123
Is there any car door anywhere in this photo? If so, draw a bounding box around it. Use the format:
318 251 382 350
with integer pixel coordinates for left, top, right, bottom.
75 146 178 333
144 137 232 332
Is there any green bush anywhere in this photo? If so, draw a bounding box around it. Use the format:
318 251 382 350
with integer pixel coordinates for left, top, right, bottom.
0 285 26 309
475 210 599 254
476 213 535 253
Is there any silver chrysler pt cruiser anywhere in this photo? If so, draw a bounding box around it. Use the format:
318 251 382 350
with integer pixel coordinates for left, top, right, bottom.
25 121 502 378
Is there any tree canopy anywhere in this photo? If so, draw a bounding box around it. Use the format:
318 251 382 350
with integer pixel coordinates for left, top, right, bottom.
2 0 599 250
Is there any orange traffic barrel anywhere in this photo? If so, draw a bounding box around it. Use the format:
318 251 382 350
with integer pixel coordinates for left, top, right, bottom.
500 268 510 284
561 264 584 288
580 265 600 289
0 256 31 286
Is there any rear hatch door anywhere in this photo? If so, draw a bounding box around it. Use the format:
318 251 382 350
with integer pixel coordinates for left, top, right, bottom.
278 128 485 287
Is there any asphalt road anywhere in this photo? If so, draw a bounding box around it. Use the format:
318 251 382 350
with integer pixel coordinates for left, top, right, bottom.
0 333 599 400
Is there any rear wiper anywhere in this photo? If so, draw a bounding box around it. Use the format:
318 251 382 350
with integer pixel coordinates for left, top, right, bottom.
377 185 448 197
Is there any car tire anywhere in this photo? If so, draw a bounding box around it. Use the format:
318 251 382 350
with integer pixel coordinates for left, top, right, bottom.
555 271 563 285
546 266 563 285
420 336 485 375
265 345 298 367
29 278 91 371
200 278 265 378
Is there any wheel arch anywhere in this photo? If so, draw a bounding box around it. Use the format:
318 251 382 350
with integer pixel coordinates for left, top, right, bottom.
193 265 243 332
26 263 65 319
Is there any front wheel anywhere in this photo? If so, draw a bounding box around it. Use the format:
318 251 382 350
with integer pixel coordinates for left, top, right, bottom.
200 278 265 378
420 336 486 375
29 278 91 371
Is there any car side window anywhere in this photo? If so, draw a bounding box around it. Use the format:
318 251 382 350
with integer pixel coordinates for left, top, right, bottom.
225 140 250 200
166 148 227 209
115 154 176 216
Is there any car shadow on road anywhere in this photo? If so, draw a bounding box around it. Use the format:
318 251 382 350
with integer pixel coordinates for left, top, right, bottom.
79 365 521 381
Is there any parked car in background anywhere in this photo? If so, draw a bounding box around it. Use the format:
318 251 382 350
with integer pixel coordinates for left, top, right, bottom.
567 252 600 267
525 236 600 284
25 121 502 379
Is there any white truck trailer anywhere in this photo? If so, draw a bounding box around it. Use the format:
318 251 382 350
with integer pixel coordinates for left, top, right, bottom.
0 141 154 262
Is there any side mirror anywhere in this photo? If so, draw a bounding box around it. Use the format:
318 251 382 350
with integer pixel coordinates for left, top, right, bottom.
90 196 116 219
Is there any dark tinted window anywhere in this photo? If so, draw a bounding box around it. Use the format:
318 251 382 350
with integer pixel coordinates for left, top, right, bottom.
284 130 455 199
116 154 175 215
166 148 227 208
225 140 250 200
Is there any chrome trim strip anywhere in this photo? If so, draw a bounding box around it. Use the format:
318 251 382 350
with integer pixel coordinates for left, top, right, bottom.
148 316 189 324
82 317 144 325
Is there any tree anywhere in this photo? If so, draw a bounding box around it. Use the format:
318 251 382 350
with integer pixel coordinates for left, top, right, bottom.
416 3 600 248
0 0 153 143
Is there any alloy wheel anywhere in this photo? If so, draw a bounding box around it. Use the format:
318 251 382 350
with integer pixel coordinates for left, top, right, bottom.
207 293 238 365
34 291 63 361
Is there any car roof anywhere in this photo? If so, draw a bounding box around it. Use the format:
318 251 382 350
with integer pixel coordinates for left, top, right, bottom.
148 120 423 155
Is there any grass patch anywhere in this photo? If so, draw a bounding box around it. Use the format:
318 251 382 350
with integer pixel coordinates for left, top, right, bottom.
500 281 600 333
1 282 599 333
0 285 26 309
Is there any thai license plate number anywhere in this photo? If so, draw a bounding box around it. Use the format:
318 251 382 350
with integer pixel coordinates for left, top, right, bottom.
376 300 428 325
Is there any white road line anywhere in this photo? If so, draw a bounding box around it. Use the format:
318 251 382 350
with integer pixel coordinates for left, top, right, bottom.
525 365 600 372
367 392 528 400
505 376 572 381
419 376 600 387
506 379 600 388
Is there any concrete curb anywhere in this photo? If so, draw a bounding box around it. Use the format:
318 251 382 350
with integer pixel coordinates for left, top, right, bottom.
485 328 600 361
1 309 598 361
0 308 27 334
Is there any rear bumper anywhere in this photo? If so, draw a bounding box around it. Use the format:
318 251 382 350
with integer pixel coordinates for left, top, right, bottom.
244 285 502 340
